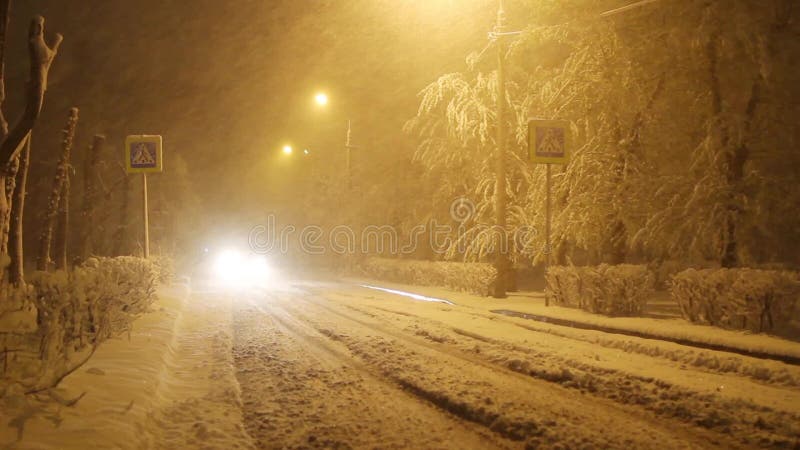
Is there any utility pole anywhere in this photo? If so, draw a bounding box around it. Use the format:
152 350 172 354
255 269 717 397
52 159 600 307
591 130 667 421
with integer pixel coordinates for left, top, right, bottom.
345 119 353 190
343 119 355 270
492 0 510 298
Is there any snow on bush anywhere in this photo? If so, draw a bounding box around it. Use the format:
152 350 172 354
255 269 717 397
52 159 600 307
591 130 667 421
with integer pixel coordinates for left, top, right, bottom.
149 254 176 285
0 257 158 396
671 268 800 333
359 257 496 296
546 264 655 316
648 260 720 290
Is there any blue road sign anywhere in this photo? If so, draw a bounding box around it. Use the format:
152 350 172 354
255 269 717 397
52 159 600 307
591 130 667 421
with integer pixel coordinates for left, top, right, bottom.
125 135 163 173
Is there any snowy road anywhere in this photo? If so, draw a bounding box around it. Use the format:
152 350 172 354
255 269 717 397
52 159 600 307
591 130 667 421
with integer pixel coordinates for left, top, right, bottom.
230 281 800 449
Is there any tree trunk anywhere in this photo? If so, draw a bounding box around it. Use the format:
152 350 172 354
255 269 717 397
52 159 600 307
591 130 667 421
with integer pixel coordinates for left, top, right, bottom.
705 31 738 268
608 74 665 265
0 16 61 282
7 134 29 285
37 107 78 271
112 173 131 256
609 220 627 264
716 3 786 267
0 0 9 262
0 0 10 141
554 239 568 266
78 134 104 262
1 155 14 253
54 173 69 270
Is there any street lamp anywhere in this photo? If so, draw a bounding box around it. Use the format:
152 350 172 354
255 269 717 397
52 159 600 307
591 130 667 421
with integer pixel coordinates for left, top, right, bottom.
312 92 355 189
314 92 329 107
282 144 293 155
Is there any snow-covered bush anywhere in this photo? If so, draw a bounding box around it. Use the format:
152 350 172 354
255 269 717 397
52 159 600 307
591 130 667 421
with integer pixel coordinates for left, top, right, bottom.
359 257 496 296
671 268 800 333
650 260 686 290
0 256 158 395
546 264 655 316
149 254 176 284
649 260 718 290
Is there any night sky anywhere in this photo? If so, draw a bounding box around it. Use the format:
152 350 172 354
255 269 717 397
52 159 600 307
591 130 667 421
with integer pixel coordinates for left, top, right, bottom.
5 1 500 216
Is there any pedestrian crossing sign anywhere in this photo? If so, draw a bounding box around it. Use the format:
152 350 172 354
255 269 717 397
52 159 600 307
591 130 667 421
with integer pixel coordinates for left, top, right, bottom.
125 135 163 173
528 119 569 164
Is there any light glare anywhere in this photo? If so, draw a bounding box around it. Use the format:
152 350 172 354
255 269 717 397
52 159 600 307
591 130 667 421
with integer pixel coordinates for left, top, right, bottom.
314 92 329 106
213 248 274 289
282 145 293 155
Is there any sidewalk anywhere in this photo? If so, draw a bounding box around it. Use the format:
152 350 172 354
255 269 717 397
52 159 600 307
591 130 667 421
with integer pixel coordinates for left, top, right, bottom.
0 285 254 450
0 285 188 449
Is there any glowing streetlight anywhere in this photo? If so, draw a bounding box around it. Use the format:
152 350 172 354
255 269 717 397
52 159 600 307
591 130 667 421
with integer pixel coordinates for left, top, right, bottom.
314 92 329 107
282 145 293 155
311 92 355 188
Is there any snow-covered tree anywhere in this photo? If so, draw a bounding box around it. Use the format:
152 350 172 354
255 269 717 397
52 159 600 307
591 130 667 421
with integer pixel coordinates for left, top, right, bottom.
634 0 799 267
408 0 800 269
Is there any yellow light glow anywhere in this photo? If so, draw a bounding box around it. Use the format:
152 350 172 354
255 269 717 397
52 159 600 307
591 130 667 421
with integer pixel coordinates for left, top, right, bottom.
314 92 329 106
213 248 274 289
282 145 293 155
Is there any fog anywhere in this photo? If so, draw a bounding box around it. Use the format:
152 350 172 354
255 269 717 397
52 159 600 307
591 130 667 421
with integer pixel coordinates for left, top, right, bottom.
3 1 499 253
1 1 800 448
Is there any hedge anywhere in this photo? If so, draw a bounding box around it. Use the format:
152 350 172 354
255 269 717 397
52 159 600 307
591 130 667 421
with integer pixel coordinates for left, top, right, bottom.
670 268 800 333
1 256 159 395
149 254 176 285
358 257 497 296
546 264 655 316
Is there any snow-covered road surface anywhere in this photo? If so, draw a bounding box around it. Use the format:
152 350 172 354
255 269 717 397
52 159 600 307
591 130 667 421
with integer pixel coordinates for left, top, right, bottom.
231 280 800 449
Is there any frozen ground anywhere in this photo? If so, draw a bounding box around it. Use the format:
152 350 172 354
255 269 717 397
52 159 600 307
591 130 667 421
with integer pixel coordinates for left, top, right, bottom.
3 278 800 449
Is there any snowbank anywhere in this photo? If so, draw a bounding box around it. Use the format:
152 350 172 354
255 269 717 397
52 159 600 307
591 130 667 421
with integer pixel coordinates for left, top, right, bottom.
0 284 253 449
0 285 186 448
1 256 159 396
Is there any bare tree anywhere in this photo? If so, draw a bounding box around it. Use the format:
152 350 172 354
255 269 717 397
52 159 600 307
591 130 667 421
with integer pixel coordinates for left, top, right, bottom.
0 15 62 282
37 107 78 271
0 0 11 259
53 170 69 270
0 0 9 142
7 134 29 284
78 135 105 262
112 171 132 256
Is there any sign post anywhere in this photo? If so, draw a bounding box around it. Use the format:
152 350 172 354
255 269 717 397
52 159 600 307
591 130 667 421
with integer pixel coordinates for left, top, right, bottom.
125 135 163 259
528 120 569 306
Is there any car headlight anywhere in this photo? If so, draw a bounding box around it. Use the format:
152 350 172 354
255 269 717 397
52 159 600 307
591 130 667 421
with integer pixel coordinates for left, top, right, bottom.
213 248 273 288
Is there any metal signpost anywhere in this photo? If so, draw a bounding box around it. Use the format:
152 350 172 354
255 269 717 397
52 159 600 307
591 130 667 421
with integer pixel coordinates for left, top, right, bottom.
125 135 163 259
528 120 569 306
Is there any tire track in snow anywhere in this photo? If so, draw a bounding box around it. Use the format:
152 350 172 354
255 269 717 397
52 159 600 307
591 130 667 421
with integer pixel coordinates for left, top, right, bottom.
279 292 725 449
233 294 514 450
312 292 800 448
365 294 800 389
304 291 800 449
